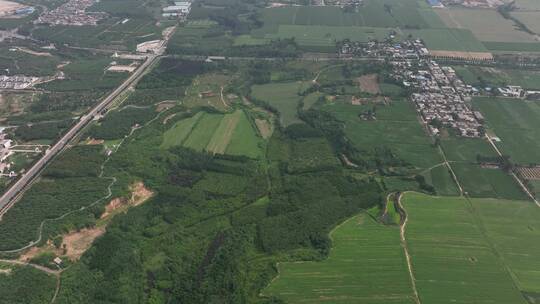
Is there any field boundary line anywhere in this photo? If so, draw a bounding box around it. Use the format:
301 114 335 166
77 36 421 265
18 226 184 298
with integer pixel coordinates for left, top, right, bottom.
396 192 421 304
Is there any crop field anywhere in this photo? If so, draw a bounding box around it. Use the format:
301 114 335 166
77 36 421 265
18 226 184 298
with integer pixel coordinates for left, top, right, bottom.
436 8 537 43
251 82 305 126
225 110 264 159
440 136 497 162
452 163 527 200
207 110 242 155
321 101 443 169
483 41 540 53
405 28 488 53
471 198 540 295
161 110 264 158
402 192 527 304
473 97 540 164
161 112 204 149
515 0 540 10
422 164 459 196
264 213 415 303
243 0 473 50
259 0 432 28
511 11 540 35
454 66 540 89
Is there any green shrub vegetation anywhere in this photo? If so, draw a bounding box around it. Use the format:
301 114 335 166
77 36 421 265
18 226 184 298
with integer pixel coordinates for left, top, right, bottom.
0 265 57 304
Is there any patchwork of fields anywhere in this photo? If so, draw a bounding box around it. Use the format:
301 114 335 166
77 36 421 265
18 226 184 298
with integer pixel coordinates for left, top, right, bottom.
161 110 264 159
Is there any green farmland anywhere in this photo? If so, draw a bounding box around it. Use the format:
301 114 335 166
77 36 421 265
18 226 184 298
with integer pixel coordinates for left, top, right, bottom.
473 97 540 164
264 213 415 303
321 101 443 169
454 66 540 90
402 192 527 304
452 163 527 200
251 82 306 126
161 110 264 158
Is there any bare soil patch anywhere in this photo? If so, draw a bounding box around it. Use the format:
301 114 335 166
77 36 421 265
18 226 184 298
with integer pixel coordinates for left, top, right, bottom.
255 118 272 139
15 47 52 57
156 101 176 112
86 138 104 145
162 113 176 124
18 241 62 262
0 268 12 274
430 50 493 60
101 182 154 219
0 0 25 15
357 74 380 94
62 227 106 261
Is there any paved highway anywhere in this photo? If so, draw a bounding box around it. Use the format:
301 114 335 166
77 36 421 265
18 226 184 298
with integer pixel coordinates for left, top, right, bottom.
0 53 158 215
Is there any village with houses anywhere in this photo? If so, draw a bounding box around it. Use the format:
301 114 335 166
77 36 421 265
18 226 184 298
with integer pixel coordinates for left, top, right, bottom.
340 37 540 138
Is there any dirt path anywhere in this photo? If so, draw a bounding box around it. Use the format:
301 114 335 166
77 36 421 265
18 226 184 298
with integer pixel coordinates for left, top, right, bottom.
219 86 228 109
396 192 421 304
437 146 464 195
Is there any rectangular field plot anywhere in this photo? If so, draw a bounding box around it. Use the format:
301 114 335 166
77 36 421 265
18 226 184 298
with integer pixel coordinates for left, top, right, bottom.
472 198 540 294
322 101 443 169
161 112 203 149
452 163 527 200
183 113 223 151
473 97 540 164
436 8 537 43
454 66 540 90
440 136 497 162
225 110 265 159
402 192 527 304
263 214 415 304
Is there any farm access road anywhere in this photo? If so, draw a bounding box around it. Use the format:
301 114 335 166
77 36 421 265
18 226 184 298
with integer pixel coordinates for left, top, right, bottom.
0 50 163 216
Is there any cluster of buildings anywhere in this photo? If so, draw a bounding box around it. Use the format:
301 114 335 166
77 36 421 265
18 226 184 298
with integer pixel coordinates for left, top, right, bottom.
37 0 106 26
162 1 191 18
386 42 484 137
0 75 40 89
0 129 14 176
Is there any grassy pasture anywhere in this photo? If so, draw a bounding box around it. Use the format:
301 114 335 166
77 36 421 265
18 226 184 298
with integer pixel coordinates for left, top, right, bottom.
402 192 527 304
264 213 415 303
321 101 442 169
436 8 537 43
473 97 540 164
251 82 304 126
452 163 527 200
